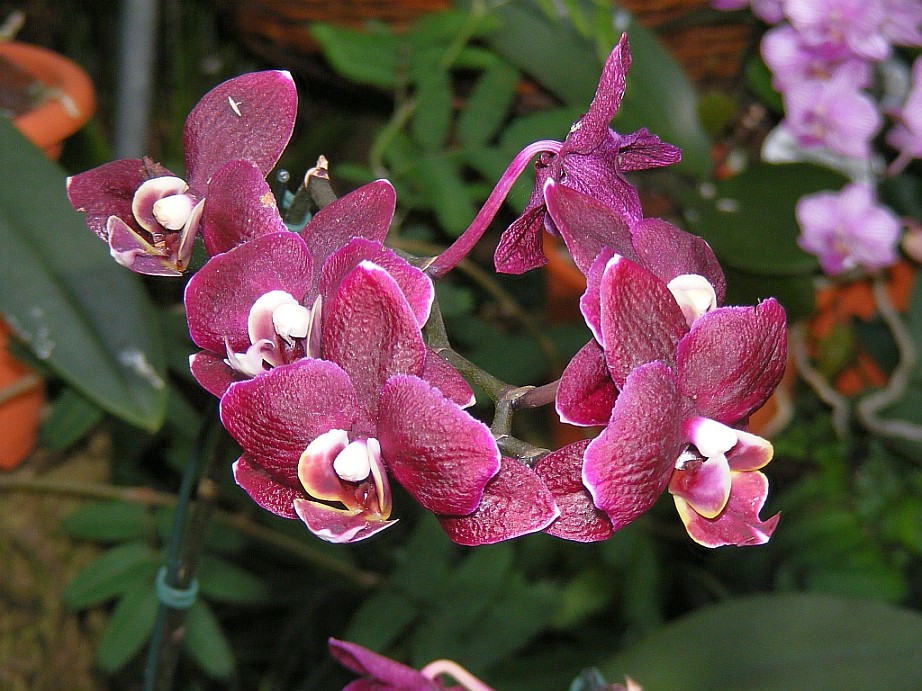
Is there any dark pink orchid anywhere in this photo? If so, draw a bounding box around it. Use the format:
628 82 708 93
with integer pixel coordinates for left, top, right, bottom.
577 255 786 547
493 34 681 274
217 253 558 543
67 71 297 275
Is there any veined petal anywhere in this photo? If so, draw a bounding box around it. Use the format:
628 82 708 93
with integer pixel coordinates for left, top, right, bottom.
189 350 243 398
632 218 726 303
583 361 687 529
543 180 635 275
668 456 731 518
184 231 312 353
232 455 300 520
220 358 358 486
580 246 618 345
438 458 559 545
322 262 427 427
301 179 396 282
377 375 500 516
184 70 298 191
494 203 549 274
600 256 689 388
200 159 288 255
293 498 397 544
566 34 630 152
320 238 434 327
422 347 476 409
556 340 617 427
677 299 787 424
533 440 615 542
674 470 779 547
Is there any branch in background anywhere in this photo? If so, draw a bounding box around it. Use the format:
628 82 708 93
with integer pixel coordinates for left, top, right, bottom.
790 322 851 438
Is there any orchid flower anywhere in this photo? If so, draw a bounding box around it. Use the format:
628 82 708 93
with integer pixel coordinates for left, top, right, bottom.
577 256 786 546
219 258 557 544
492 33 681 274
67 71 297 275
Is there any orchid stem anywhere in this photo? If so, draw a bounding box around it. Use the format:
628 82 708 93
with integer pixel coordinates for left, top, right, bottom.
425 140 561 280
856 272 922 442
791 322 851 438
420 659 494 691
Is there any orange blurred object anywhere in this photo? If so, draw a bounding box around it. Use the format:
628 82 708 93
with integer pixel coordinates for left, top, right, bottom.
0 322 44 470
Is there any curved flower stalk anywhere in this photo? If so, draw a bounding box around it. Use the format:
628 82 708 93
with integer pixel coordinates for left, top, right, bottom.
219 260 558 544
67 70 297 275
493 33 681 274
576 255 786 546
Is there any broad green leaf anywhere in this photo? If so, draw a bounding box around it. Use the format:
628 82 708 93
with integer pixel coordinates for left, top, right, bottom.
94 580 159 673
408 9 471 52
692 163 848 276
310 23 399 89
62 502 153 544
184 600 235 679
457 60 520 146
0 119 167 431
721 266 816 322
412 69 453 151
197 554 269 605
63 541 157 609
415 154 476 236
345 589 419 652
39 386 104 451
601 593 922 690
499 107 582 155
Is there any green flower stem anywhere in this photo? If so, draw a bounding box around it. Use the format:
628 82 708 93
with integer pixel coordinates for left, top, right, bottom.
0 473 382 588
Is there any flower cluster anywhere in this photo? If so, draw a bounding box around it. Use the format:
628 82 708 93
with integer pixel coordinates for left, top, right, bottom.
67 34 786 548
715 0 922 275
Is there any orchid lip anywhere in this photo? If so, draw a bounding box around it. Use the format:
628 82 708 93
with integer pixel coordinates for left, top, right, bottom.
685 416 738 459
132 175 189 234
667 273 717 326
152 193 197 230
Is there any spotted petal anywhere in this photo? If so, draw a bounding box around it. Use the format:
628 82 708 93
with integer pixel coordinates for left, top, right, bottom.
583 361 687 529
674 471 780 547
377 374 500 516
533 441 614 542
438 458 559 545
183 70 297 192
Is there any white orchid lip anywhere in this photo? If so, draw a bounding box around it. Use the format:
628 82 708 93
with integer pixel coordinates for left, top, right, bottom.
667 273 717 326
132 176 189 233
686 416 738 459
333 439 376 482
272 301 311 344
152 193 197 230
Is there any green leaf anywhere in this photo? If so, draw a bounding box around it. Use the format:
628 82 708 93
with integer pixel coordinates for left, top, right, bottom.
411 69 453 151
62 504 154 544
415 154 476 236
183 600 235 679
0 119 167 431
94 580 159 673
345 589 419 652
457 60 520 146
691 163 848 276
39 386 104 451
310 23 399 89
63 541 157 609
197 554 269 605
601 593 922 690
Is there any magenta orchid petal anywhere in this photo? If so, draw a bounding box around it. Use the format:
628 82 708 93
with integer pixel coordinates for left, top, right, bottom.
106 216 182 276
568 34 630 149
183 70 298 191
579 246 618 344
301 180 396 283
329 638 441 691
438 457 559 545
615 128 683 172
293 499 397 544
220 358 359 486
189 350 245 398
583 361 688 529
232 455 301 520
322 263 427 427
600 256 689 388
677 299 787 424
668 456 732 519
543 179 636 274
556 340 618 427
674 470 779 547
199 160 288 255
533 440 615 542
727 428 774 471
320 238 434 327
422 348 476 409
67 158 164 240
377 375 500 516
185 231 313 354
631 217 726 303
493 202 549 274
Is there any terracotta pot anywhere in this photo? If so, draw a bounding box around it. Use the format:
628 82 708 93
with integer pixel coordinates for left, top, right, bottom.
0 40 96 159
0 41 94 468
